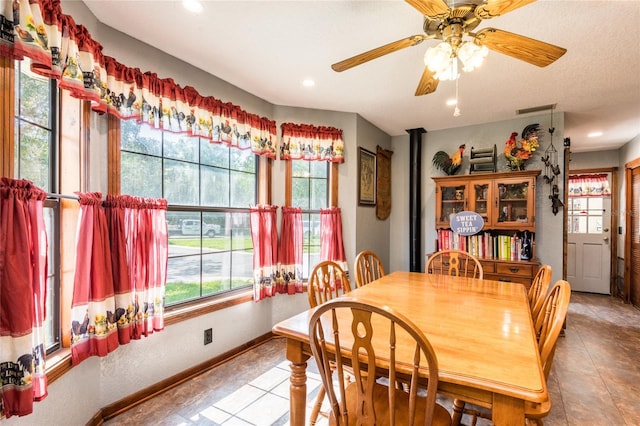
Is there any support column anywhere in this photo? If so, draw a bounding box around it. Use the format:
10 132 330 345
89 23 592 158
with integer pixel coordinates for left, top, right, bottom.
407 128 426 272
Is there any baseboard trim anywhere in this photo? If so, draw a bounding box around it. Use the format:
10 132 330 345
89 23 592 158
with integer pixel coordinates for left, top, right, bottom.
88 331 277 425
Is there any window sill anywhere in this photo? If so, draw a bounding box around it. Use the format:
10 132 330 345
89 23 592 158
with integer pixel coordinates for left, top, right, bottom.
45 290 254 384
45 348 73 384
164 290 254 326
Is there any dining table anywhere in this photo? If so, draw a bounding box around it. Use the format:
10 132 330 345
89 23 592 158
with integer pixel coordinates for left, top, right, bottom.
271 270 548 426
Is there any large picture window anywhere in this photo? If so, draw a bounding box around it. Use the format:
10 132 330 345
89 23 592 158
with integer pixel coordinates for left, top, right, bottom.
14 58 60 354
120 120 256 306
292 160 328 278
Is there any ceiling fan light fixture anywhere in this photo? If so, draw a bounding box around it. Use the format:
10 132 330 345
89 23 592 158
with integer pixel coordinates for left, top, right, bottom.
424 42 452 73
434 59 459 81
458 42 488 72
424 42 460 81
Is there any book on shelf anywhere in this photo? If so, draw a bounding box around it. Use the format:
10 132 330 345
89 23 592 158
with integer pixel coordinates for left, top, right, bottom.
435 230 533 261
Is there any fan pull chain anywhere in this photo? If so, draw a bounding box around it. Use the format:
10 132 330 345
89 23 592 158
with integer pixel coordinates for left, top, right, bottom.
453 77 461 117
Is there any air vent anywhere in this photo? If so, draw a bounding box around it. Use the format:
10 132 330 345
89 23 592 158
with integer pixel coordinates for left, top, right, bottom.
515 104 556 115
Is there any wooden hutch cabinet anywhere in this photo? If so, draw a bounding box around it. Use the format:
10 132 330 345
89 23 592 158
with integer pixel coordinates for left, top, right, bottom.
431 169 541 288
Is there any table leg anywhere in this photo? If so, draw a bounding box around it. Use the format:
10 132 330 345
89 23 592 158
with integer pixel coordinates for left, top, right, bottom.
286 339 310 426
492 393 525 425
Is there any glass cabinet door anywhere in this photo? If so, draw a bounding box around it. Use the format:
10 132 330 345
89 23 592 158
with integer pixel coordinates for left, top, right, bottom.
436 183 468 228
494 177 535 229
469 181 493 223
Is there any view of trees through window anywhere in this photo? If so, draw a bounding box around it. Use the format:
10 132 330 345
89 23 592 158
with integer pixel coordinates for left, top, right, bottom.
14 58 60 354
292 160 328 278
120 121 256 305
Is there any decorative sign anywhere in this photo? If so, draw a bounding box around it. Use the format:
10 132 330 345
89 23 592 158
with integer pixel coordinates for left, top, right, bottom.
450 211 484 236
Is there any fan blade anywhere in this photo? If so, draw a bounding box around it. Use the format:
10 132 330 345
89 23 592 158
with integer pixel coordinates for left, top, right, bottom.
475 0 537 19
331 35 427 72
405 0 449 19
475 28 567 67
415 67 439 96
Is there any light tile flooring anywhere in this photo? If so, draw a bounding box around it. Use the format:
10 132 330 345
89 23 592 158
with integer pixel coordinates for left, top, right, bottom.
105 292 640 425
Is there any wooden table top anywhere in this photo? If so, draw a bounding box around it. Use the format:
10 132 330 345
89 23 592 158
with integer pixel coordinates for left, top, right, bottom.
272 270 547 404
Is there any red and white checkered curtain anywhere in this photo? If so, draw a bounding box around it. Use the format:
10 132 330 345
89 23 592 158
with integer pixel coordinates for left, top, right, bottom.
277 207 303 295
70 192 119 365
105 195 167 344
320 207 348 273
72 193 168 365
249 205 279 301
0 178 48 418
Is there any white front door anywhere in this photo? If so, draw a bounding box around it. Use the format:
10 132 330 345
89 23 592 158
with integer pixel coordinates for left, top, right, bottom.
566 175 612 294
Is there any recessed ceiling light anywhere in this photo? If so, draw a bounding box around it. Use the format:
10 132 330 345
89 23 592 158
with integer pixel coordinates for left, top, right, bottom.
446 98 457 106
182 0 203 14
588 131 603 138
302 79 315 88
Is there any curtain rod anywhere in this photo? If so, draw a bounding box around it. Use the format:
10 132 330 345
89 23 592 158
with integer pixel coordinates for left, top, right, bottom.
47 192 80 201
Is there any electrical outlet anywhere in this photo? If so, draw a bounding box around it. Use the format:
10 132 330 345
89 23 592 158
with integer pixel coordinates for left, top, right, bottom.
204 328 213 345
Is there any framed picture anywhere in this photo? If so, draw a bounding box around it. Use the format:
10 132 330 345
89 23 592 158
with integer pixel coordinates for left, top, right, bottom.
358 147 376 205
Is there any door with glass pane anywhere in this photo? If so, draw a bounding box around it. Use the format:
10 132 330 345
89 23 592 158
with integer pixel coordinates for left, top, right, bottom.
567 178 612 293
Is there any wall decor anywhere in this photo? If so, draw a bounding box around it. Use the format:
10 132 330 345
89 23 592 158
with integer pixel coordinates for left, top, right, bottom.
358 147 376 205
542 110 564 215
432 144 466 175
503 124 540 171
376 146 393 219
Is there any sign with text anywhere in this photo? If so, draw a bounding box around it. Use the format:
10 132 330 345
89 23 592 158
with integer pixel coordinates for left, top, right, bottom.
450 211 484 236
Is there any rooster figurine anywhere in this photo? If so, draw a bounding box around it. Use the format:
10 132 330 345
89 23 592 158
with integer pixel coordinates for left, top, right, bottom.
504 124 540 171
432 144 465 175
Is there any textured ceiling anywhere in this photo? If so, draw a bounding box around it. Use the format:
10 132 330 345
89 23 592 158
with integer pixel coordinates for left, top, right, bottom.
80 0 640 152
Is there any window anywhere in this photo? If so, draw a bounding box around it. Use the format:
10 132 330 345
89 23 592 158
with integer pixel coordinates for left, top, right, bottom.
120 120 256 306
291 160 328 278
14 58 60 354
568 197 604 234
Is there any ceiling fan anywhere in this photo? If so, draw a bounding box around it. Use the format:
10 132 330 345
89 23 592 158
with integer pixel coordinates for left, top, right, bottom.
331 0 567 96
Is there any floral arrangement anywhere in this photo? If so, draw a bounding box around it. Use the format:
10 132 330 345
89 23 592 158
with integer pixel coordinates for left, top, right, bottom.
504 124 540 171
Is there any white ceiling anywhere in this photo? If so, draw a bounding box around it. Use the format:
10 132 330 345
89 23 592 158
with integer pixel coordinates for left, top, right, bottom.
81 0 640 152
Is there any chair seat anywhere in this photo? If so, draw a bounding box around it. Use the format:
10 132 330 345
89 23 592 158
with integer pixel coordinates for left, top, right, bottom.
334 382 452 426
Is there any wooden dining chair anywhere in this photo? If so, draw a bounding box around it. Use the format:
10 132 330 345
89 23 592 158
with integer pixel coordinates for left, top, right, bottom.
426 249 483 279
528 265 552 328
309 297 453 426
307 260 353 424
307 260 352 308
354 249 386 288
451 280 572 426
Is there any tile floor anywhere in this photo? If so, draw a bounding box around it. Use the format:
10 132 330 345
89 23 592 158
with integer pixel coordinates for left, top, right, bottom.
104 292 640 425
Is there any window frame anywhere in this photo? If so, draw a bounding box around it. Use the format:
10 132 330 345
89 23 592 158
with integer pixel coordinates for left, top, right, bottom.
115 119 267 310
14 58 62 355
285 159 339 279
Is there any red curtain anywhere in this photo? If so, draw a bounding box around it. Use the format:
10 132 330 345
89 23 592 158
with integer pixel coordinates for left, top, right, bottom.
0 178 48 418
249 205 278 301
104 195 167 344
277 207 303 295
70 192 119 365
320 207 348 272
280 122 345 162
1 0 277 157
568 174 611 197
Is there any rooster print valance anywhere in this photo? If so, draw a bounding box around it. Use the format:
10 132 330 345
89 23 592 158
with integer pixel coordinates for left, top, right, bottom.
280 122 345 163
0 0 277 158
